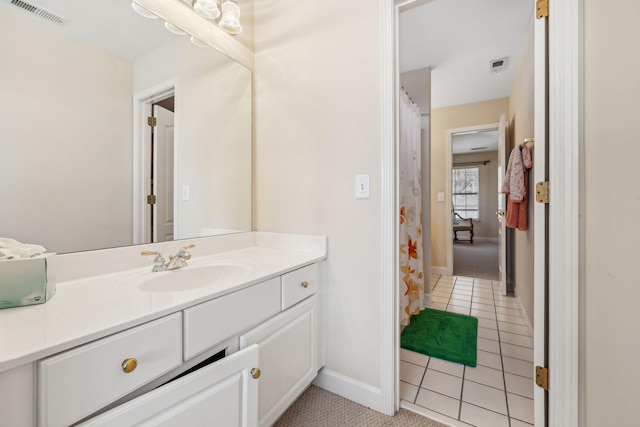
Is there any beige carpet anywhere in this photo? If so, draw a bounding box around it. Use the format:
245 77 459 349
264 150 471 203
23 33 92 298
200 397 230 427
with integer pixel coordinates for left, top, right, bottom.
452 240 499 280
273 386 447 427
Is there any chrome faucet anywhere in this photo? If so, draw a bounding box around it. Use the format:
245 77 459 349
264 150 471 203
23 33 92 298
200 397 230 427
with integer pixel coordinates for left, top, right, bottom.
167 244 195 270
141 244 195 272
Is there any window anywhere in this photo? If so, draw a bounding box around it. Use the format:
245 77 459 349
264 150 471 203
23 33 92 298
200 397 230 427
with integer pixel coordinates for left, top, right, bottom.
452 166 479 220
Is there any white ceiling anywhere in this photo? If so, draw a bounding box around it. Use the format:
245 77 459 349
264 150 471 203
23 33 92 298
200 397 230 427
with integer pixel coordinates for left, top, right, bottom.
399 0 533 109
1 0 176 60
452 130 498 154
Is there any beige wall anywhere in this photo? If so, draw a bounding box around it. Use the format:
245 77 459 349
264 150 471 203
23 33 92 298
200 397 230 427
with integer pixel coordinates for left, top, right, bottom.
452 151 499 239
583 0 640 424
508 19 535 324
253 0 383 389
430 98 509 269
0 10 133 253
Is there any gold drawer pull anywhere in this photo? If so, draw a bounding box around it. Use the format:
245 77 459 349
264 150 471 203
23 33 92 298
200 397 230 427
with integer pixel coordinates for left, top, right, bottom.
301 281 309 288
251 368 261 379
122 358 138 373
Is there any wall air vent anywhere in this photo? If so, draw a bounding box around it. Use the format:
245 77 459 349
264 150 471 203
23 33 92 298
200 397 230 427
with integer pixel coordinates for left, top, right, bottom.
8 0 66 24
489 57 509 73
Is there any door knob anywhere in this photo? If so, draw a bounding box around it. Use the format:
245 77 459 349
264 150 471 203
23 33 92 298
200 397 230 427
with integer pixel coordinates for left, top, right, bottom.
496 210 505 216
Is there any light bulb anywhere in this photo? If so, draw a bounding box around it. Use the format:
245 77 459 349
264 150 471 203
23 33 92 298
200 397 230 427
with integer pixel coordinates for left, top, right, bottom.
164 22 187 35
218 0 242 35
190 36 209 48
131 3 158 19
192 0 220 20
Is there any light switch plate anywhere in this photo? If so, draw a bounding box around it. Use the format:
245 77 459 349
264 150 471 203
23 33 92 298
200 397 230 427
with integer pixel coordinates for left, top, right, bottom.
355 175 370 199
437 192 445 202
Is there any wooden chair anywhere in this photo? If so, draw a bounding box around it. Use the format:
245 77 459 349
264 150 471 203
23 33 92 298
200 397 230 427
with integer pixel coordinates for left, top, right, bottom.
452 212 474 244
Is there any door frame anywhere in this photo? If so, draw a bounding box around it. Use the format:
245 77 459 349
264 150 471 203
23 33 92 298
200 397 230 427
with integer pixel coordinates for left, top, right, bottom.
132 80 177 245
445 123 499 277
382 0 581 424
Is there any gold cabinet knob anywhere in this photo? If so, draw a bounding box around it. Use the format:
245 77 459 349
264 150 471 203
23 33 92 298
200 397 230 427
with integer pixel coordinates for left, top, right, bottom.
300 281 309 289
251 368 261 379
122 358 138 373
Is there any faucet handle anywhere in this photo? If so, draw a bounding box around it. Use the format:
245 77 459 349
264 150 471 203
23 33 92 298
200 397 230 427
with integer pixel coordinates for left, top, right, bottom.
141 251 167 272
178 244 195 260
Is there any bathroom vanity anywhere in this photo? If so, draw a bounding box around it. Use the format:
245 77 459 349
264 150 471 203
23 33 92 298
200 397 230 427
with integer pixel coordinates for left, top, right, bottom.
0 232 326 427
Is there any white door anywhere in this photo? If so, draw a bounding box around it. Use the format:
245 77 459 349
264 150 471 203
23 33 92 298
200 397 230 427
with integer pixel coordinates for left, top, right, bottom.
81 345 260 427
496 113 507 296
153 105 174 242
533 6 548 425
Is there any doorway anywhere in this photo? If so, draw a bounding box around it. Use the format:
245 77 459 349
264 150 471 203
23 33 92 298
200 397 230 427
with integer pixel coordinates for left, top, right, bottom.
133 84 177 245
450 128 500 281
150 99 175 243
396 0 538 425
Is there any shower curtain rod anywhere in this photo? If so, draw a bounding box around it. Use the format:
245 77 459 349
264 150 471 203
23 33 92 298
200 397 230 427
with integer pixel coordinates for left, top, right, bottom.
400 86 415 105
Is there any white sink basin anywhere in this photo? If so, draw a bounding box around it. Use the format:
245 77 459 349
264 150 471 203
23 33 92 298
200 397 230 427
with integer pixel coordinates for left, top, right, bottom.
137 263 254 292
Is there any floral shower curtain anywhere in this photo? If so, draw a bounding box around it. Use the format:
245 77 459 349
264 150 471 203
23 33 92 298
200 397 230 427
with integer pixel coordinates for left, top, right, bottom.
399 90 425 327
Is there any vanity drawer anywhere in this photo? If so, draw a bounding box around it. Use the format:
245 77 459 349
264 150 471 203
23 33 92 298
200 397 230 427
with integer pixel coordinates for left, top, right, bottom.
183 277 281 360
38 313 182 427
281 263 318 310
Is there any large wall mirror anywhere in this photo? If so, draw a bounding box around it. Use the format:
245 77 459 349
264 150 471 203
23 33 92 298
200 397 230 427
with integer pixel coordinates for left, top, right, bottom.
0 0 252 254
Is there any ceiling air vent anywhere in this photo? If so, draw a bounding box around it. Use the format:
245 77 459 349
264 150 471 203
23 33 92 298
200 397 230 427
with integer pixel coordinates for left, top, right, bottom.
9 0 66 24
489 57 509 73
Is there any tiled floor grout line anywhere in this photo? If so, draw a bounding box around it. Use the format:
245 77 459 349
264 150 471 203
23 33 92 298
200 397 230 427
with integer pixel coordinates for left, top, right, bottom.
457 275 469 421
410 274 534 426
490 279 513 427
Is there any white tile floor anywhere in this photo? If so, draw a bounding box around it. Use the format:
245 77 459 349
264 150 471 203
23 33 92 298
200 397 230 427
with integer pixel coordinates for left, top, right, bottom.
400 275 535 427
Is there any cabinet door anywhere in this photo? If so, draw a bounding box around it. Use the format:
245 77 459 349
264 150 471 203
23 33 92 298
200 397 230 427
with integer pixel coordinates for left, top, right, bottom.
240 296 317 427
81 345 260 427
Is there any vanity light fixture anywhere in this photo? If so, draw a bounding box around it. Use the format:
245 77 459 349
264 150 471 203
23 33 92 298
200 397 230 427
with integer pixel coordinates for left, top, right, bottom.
131 0 242 36
190 36 209 48
192 0 242 35
131 3 158 19
192 0 220 20
218 0 242 35
165 21 187 35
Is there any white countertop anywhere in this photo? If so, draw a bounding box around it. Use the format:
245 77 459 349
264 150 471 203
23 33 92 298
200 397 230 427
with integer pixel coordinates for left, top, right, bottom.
0 233 326 373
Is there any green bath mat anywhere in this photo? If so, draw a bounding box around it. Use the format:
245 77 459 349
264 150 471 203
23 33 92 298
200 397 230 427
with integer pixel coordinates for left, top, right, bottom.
401 308 478 367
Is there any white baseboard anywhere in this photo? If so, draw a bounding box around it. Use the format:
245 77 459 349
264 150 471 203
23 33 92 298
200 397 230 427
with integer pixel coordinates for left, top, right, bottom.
512 289 534 335
431 266 448 276
313 368 382 412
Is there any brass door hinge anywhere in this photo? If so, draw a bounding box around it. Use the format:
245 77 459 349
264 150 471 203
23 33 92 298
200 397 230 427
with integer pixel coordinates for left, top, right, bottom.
536 181 550 204
536 366 549 390
536 0 549 19
147 116 157 127
147 195 157 205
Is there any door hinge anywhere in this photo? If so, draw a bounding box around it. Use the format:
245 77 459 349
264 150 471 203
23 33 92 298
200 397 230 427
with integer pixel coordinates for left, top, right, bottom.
536 181 550 204
536 0 549 19
146 195 157 205
147 116 157 127
536 366 549 390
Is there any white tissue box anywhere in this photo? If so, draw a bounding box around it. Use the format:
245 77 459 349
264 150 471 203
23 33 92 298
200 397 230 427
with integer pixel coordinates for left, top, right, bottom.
0 253 56 309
